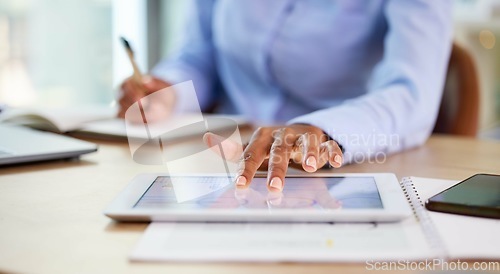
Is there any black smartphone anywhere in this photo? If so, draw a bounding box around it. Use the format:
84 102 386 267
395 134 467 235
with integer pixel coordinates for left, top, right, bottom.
425 174 500 219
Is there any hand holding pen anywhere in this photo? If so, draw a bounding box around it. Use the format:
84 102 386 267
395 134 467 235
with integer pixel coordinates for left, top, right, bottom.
117 37 174 120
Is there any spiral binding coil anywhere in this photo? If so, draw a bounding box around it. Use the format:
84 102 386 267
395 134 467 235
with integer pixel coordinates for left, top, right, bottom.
400 177 448 259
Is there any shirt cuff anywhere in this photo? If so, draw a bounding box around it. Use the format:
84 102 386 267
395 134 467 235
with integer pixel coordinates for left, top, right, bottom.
287 105 407 165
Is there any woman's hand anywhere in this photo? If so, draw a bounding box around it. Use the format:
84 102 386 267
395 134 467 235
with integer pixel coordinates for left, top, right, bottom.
117 75 172 118
204 124 344 192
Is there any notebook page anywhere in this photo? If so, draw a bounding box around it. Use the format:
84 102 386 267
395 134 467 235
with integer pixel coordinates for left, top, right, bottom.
77 114 248 141
130 220 436 263
411 177 500 260
0 106 116 132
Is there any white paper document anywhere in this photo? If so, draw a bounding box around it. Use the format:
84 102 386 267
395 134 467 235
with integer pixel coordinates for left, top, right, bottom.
130 221 435 263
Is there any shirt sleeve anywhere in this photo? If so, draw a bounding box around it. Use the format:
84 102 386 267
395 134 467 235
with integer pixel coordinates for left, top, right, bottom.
150 0 217 113
288 0 453 164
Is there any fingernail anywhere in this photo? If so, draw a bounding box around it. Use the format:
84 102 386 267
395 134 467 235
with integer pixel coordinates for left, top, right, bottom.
202 133 212 147
236 176 247 186
334 155 343 165
306 156 317 169
269 177 283 191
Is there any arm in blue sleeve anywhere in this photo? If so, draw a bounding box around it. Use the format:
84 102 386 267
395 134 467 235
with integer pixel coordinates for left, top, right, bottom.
289 0 453 164
151 0 217 112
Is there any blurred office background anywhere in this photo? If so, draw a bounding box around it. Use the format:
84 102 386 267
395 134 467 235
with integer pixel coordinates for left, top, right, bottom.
0 0 499 138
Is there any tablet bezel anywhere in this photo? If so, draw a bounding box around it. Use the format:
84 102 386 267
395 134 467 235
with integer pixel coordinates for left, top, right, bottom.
104 173 411 223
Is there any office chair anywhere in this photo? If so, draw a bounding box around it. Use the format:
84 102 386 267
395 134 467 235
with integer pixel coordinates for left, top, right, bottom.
433 43 480 137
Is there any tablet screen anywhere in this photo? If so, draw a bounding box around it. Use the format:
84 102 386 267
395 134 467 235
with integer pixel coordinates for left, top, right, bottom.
133 176 383 210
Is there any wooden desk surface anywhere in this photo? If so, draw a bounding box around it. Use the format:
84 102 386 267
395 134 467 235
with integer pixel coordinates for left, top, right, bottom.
0 135 499 274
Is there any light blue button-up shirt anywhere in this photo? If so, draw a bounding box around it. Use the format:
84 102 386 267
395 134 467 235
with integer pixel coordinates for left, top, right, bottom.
152 0 453 163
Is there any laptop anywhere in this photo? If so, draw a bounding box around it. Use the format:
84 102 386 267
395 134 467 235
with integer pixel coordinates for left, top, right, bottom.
0 124 97 166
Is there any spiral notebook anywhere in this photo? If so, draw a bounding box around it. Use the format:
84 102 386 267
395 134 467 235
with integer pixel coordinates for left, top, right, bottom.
408 177 500 260
130 177 499 262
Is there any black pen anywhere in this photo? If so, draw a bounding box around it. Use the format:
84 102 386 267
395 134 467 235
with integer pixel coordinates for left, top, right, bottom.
120 37 145 94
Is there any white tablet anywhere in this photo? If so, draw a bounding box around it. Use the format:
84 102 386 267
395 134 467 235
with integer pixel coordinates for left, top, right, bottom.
104 173 411 223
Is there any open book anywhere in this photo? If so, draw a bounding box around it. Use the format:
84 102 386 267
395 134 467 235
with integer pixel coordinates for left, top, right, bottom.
130 177 500 262
0 106 248 141
0 106 116 133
